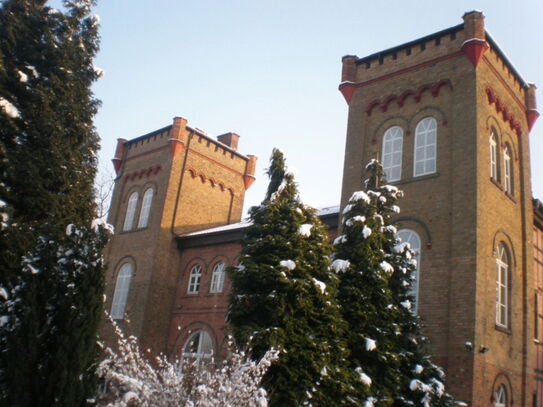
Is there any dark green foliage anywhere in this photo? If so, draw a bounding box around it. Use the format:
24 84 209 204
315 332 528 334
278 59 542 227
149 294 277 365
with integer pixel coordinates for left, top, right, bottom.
0 1 107 406
228 149 356 407
333 159 454 406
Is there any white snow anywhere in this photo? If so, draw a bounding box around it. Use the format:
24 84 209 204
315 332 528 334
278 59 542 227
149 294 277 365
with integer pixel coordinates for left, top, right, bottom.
413 364 423 374
0 316 8 327
379 196 387 203
91 14 100 25
355 367 372 386
279 260 296 271
364 398 376 407
66 224 76 236
362 226 372 238
123 392 140 403
345 215 365 227
18 70 28 83
93 66 105 78
401 300 412 310
365 338 376 351
312 278 326 294
298 224 313 237
92 218 114 234
0 287 8 300
379 261 394 273
26 65 39 78
26 264 39 274
342 204 353 214
393 242 410 253
349 190 370 204
333 234 347 245
331 259 350 273
391 205 400 213
385 225 397 234
0 97 20 118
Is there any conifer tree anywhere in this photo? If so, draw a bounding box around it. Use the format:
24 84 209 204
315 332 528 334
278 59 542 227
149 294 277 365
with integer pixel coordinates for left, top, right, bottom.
228 149 356 407
333 159 454 406
0 1 108 406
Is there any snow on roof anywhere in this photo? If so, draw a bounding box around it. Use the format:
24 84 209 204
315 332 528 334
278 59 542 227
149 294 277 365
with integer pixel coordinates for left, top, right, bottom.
181 205 340 238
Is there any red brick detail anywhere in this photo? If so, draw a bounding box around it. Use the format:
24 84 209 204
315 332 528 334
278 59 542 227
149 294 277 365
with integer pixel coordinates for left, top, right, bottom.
461 39 489 67
339 82 357 104
123 165 162 183
366 79 453 116
186 167 236 194
169 138 185 156
243 175 256 189
485 87 524 136
112 158 123 175
527 109 540 131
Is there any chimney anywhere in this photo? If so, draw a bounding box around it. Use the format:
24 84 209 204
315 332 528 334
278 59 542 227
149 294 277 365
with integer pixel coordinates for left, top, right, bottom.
217 132 240 150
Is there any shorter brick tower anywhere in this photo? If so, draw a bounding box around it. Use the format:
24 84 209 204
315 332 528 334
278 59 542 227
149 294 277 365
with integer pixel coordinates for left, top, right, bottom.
102 117 256 354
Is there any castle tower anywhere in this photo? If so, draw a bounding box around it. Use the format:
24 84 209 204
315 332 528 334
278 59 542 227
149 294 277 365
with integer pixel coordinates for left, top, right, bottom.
102 117 256 354
339 12 539 406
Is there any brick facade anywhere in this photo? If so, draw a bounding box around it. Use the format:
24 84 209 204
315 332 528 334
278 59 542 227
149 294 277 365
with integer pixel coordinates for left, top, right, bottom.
103 11 542 407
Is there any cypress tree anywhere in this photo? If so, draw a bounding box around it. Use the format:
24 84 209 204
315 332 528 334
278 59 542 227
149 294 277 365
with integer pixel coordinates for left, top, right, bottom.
228 148 356 407
0 1 109 406
333 159 454 406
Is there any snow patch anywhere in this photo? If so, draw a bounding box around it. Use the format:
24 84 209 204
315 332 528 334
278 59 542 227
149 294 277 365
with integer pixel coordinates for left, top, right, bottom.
93 66 105 78
349 190 370 204
345 215 365 227
18 70 28 83
401 300 412 310
365 338 376 351
362 225 372 238
312 279 326 294
379 261 394 273
355 367 371 387
0 287 8 300
333 235 347 245
413 364 423 374
279 260 296 271
331 259 350 273
92 218 114 234
26 65 39 78
298 224 312 237
0 98 20 118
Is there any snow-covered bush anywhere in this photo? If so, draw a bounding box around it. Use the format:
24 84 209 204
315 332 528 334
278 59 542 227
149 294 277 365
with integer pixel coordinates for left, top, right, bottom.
97 321 277 407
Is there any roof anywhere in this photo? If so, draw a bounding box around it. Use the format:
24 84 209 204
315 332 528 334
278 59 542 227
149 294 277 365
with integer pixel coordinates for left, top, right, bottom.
176 205 340 250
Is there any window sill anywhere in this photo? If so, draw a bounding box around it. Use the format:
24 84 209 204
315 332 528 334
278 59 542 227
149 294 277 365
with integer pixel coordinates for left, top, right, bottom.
394 172 440 186
119 226 150 234
505 191 516 204
490 177 502 190
495 324 511 335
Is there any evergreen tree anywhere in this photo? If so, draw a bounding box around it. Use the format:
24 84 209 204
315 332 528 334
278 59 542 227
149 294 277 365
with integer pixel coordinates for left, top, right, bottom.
333 159 454 406
228 149 356 407
0 1 108 406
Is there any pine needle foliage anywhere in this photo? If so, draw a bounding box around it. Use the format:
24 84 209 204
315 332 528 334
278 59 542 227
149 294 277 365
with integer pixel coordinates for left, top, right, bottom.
333 159 455 406
228 148 356 407
0 1 107 406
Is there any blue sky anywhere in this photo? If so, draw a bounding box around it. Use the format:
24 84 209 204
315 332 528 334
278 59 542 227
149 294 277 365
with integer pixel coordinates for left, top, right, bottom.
88 0 543 214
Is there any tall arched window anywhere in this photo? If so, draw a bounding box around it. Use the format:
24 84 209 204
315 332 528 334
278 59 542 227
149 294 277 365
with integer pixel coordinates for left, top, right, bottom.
494 385 507 407
396 229 421 313
111 263 134 319
123 192 139 231
137 188 154 228
183 330 213 363
503 145 512 194
210 262 226 293
414 117 437 177
381 126 403 182
187 264 202 294
490 132 498 181
496 244 510 328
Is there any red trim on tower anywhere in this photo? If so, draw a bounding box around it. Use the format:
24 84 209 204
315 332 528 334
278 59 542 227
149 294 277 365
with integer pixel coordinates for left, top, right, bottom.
461 39 489 67
112 158 123 175
243 175 256 190
339 82 357 104
168 138 185 156
527 110 540 131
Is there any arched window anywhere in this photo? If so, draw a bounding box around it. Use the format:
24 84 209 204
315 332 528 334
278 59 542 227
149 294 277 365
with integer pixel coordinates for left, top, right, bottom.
187 264 202 294
496 244 510 327
111 263 134 320
183 330 213 363
396 229 421 313
490 132 498 181
123 192 139 231
381 126 403 182
414 117 437 177
494 385 507 407
137 188 154 228
210 262 226 293
503 145 512 194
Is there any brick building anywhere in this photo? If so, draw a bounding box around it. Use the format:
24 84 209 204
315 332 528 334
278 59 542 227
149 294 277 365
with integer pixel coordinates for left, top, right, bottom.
103 12 542 407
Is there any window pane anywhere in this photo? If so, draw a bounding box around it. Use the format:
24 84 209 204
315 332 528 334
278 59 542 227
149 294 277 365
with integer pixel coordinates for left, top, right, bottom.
396 229 421 313
123 192 139 231
111 263 133 319
414 117 437 176
382 126 403 182
137 188 154 228
210 262 225 293
188 265 202 294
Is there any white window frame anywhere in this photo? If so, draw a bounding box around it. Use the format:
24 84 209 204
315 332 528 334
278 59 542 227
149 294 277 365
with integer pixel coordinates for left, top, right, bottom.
137 188 154 228
187 264 202 294
381 126 403 182
490 133 498 181
396 229 421 313
494 385 507 407
496 244 509 328
413 117 437 177
503 146 512 194
182 330 213 364
111 263 134 320
123 192 139 231
210 262 226 293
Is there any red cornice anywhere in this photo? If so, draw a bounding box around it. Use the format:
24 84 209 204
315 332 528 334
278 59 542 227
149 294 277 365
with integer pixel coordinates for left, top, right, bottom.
485 87 523 137
527 110 540 131
186 167 235 195
338 51 463 104
482 57 526 111
461 39 489 67
123 165 162 183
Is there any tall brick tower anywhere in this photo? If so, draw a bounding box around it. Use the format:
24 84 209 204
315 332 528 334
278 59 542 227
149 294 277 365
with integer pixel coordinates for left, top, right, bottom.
339 11 539 406
102 117 256 354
